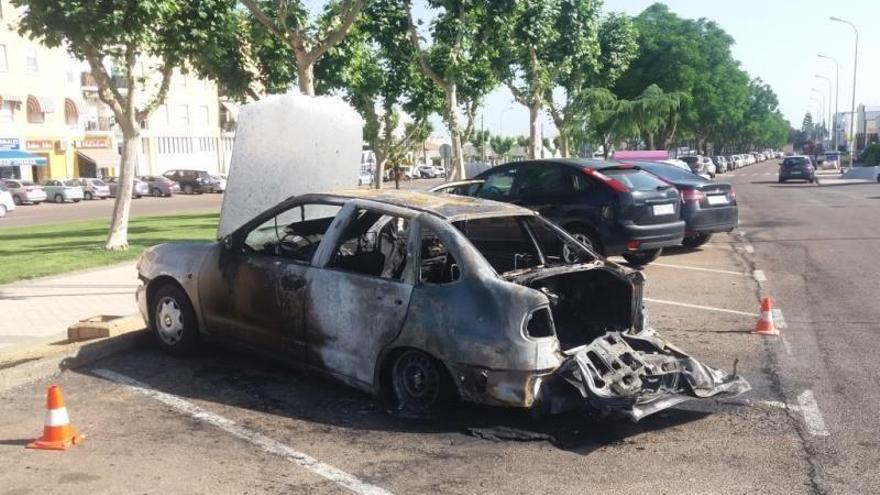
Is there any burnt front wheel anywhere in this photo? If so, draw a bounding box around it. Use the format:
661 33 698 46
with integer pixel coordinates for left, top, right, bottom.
682 232 713 248
149 283 199 356
391 350 449 416
621 248 662 266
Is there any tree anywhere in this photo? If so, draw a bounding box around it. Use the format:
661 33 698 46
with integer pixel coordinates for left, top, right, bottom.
14 0 248 249
241 0 366 96
315 0 440 188
490 135 515 160
404 0 511 180
547 7 635 158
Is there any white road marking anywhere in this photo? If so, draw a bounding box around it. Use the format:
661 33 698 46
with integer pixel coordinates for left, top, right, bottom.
758 400 796 411
93 369 394 495
753 269 767 282
644 298 759 317
772 308 787 329
797 390 830 437
743 244 754 254
780 335 793 355
650 263 750 277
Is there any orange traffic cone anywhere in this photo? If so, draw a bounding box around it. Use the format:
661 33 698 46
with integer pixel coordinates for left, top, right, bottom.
751 297 779 335
27 385 83 451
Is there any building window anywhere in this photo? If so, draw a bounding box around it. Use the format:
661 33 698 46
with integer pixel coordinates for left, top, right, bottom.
64 99 78 128
0 45 7 73
196 105 209 127
0 101 14 123
25 47 38 72
26 95 44 123
176 105 189 127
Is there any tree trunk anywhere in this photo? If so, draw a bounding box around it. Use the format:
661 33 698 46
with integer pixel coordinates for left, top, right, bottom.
297 60 315 96
646 132 655 150
528 102 540 159
105 128 139 250
444 85 465 180
372 144 386 190
558 132 569 158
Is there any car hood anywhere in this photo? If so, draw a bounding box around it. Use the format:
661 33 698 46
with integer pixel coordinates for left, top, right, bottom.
217 93 363 239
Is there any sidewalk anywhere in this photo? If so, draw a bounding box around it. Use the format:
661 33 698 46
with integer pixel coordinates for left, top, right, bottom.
0 262 139 351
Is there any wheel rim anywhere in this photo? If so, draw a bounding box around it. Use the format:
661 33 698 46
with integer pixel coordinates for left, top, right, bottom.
571 233 594 249
155 296 185 346
392 351 441 410
55 195 63 203
13 196 20 205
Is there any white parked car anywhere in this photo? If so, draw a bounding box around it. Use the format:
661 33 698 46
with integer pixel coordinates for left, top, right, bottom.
357 171 374 186
660 159 692 172
416 164 438 178
0 183 15 217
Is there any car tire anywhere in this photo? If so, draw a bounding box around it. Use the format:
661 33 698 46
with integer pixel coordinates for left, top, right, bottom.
73 199 81 203
84 191 93 200
778 178 785 183
13 195 21 205
54 194 64 204
151 188 162 198
184 184 193 195
149 283 199 356
622 248 663 266
135 195 143 199
682 232 713 248
390 349 451 416
565 225 603 256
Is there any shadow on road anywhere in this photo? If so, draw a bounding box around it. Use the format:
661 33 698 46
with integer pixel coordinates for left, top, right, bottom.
81 345 710 456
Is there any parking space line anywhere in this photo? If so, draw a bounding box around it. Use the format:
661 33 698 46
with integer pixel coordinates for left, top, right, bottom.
797 390 830 437
644 297 759 317
650 263 750 277
93 369 394 495
753 269 767 282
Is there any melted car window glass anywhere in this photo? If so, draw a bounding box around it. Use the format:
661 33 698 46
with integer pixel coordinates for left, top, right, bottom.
328 209 411 282
244 203 341 263
419 227 460 284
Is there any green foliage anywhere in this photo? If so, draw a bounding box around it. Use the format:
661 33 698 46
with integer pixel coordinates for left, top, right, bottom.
490 135 515 157
860 143 880 166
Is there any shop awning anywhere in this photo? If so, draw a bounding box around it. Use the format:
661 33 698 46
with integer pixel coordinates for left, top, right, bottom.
0 150 47 167
0 94 22 103
77 148 120 169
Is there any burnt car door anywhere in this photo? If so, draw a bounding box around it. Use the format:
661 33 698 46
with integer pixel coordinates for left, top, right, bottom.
305 203 417 387
199 200 342 360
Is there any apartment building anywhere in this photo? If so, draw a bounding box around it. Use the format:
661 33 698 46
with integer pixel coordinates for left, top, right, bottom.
0 2 235 181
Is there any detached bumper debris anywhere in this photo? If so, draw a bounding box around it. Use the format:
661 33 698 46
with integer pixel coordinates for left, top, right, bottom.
557 330 750 422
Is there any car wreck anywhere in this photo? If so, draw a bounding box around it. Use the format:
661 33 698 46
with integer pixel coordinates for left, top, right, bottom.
136 189 749 420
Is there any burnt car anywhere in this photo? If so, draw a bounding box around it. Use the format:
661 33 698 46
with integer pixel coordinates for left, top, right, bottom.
136 190 748 420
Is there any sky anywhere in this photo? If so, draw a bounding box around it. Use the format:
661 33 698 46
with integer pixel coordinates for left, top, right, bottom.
441 0 880 140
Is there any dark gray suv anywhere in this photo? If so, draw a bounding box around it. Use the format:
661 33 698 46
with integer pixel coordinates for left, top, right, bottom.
778 156 816 183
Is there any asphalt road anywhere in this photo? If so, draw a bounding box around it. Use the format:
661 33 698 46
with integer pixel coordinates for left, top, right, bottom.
0 179 443 229
724 160 880 493
2 163 876 493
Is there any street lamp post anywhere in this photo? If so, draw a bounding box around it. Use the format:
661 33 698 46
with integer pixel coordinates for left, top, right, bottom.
811 90 825 142
815 75 833 148
818 54 840 150
830 16 859 167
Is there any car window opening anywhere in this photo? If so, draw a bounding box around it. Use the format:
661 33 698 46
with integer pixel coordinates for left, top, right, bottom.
328 209 410 282
419 227 460 284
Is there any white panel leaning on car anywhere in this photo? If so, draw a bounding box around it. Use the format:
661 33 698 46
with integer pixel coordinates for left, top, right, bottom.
218 93 364 239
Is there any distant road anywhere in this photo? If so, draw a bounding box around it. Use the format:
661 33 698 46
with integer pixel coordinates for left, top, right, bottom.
1 177 447 229
0 193 224 228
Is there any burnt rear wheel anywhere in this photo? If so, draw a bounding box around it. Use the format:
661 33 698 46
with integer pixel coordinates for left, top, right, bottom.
621 248 662 266
390 349 450 416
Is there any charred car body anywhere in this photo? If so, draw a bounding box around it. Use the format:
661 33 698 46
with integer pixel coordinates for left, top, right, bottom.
136 190 748 420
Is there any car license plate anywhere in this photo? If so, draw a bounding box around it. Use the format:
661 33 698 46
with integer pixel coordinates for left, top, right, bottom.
707 195 728 206
791 171 801 175
652 203 675 215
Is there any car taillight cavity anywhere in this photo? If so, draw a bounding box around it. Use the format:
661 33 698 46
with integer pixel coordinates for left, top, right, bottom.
680 188 705 203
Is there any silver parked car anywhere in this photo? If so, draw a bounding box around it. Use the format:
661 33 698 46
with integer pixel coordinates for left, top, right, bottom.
71 177 111 200
136 189 747 419
139 175 180 197
105 177 149 198
1 179 47 205
0 182 15 217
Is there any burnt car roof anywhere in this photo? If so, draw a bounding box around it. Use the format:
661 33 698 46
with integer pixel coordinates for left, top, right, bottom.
311 188 531 221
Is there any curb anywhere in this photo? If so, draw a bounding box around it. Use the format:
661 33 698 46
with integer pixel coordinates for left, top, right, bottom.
0 320 149 392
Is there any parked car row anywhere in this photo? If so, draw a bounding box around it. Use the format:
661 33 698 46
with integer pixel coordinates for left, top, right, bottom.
677 151 780 178
430 158 738 265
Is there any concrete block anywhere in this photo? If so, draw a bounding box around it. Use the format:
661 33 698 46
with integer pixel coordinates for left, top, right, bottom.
67 315 146 342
